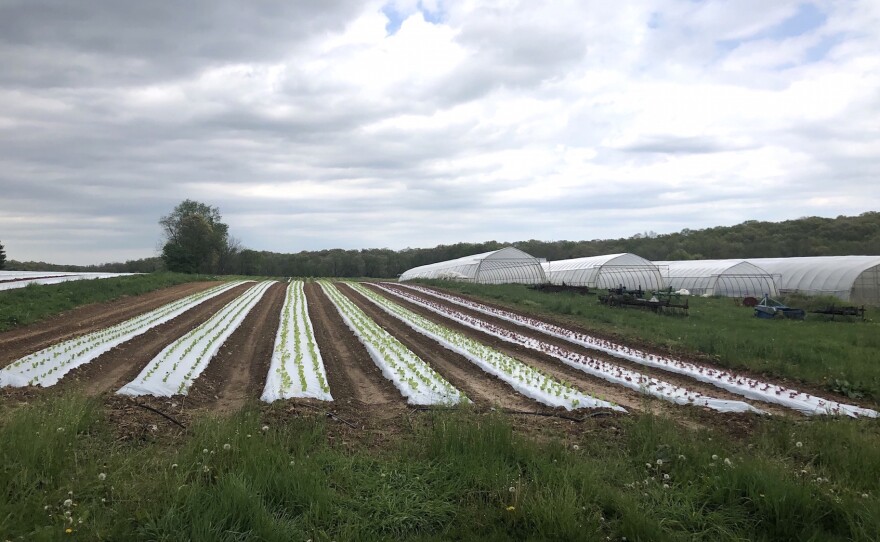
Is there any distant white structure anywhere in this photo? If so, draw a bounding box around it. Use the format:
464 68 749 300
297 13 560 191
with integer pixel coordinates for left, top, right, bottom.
748 256 880 305
542 253 664 290
0 271 139 292
653 259 777 297
399 247 547 284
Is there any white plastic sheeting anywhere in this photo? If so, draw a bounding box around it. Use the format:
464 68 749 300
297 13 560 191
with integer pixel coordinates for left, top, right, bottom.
351 282 625 412
399 247 546 284
379 284 762 414
654 259 777 297
118 281 275 397
542 253 664 290
0 271 139 291
396 283 878 418
261 281 332 402
0 281 246 388
748 256 880 305
320 282 465 405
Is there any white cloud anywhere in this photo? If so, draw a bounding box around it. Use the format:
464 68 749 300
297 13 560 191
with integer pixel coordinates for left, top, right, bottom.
0 0 878 264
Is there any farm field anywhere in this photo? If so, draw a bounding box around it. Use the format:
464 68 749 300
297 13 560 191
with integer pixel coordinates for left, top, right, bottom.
1 278 879 540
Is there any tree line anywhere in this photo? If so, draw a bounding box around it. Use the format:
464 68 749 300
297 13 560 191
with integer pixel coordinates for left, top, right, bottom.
4 208 879 277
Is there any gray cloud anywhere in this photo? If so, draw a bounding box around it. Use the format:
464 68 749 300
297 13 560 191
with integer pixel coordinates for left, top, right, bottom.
1 0 879 265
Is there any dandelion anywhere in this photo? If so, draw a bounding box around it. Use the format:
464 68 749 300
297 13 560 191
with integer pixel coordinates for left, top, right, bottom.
223 443 231 450
63 499 72 508
656 459 663 466
645 463 652 469
662 483 669 489
572 444 580 451
57 427 65 433
795 441 803 448
261 425 269 432
663 474 670 480
247 434 252 438
862 493 869 499
98 473 106 481
202 465 210 473
506 506 515 512
677 454 686 460
203 448 209 454
711 454 719 461
171 463 178 470
508 486 516 493
289 460 295 466
65 528 72 534
724 458 732 466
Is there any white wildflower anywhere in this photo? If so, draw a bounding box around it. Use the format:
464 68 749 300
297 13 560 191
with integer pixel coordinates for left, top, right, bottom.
795 441 803 448
98 473 106 481
223 443 231 450
724 458 732 466
63 499 72 508
711 454 719 461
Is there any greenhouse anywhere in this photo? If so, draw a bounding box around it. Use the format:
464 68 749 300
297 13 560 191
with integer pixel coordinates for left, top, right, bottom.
748 256 880 305
398 247 547 284
542 253 664 290
653 259 777 297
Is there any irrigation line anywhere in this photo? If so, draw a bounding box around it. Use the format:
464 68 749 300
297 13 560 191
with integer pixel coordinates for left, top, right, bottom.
130 401 187 430
296 402 358 429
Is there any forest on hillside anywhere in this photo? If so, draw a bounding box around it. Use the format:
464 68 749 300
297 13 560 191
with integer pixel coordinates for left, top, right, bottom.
8 212 879 278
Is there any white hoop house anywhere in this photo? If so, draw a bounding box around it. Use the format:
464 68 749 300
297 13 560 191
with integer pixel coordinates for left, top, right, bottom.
542 253 664 290
654 259 777 297
748 256 880 305
399 247 547 284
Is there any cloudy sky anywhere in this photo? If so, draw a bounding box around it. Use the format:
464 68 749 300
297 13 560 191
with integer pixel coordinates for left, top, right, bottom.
1 0 878 265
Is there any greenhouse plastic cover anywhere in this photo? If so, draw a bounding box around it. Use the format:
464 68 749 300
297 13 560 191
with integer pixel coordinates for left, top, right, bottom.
654 259 777 297
542 253 664 290
748 256 880 301
399 246 546 284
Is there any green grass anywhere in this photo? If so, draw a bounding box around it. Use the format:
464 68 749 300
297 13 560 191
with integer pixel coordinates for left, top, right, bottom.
412 281 880 403
1 394 878 541
0 272 223 332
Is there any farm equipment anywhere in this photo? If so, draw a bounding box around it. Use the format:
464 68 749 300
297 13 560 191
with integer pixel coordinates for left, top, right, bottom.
811 304 866 321
599 286 689 315
754 295 805 320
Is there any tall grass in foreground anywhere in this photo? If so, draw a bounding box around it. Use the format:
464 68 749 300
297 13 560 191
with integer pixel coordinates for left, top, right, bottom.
1 395 878 540
414 281 880 402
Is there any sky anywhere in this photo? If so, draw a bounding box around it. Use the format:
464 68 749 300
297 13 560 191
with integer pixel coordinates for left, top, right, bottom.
1 0 878 265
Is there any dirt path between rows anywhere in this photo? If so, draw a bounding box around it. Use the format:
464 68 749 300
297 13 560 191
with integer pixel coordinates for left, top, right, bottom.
304 283 404 416
0 281 225 367
54 283 252 396
338 283 545 412
186 282 286 411
373 283 789 417
363 284 773 419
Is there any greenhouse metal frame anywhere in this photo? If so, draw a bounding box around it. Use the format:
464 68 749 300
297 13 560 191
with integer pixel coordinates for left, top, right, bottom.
542 253 665 291
398 247 547 284
653 259 778 297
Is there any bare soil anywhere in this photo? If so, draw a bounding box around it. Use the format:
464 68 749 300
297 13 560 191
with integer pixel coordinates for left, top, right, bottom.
373 283 789 416
338 282 546 411
0 281 224 367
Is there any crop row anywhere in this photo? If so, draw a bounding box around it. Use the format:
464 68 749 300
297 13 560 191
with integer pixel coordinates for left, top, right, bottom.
320 282 465 405
118 281 275 397
394 283 878 418
349 282 624 412
376 284 761 413
262 280 332 402
0 281 247 388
